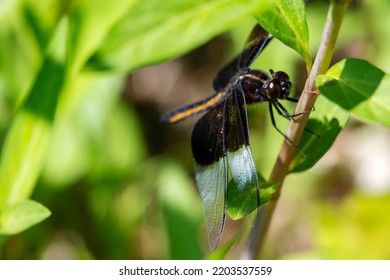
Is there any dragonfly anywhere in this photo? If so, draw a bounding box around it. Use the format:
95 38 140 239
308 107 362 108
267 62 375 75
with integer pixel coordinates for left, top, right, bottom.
161 24 303 251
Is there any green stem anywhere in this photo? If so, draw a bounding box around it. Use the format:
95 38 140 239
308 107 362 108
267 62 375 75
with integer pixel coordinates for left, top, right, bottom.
241 0 350 260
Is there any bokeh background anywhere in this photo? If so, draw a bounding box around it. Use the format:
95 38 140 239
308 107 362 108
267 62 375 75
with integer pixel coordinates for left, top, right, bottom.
1 0 390 259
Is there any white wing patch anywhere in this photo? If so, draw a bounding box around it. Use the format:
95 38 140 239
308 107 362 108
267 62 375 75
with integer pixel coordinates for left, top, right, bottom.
228 144 260 221
228 145 258 191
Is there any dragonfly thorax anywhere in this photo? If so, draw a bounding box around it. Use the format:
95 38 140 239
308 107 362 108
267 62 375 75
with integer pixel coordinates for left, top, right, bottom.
239 69 269 103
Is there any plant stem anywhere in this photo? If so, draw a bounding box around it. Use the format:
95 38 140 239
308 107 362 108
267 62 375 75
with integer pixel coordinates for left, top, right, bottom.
241 0 350 260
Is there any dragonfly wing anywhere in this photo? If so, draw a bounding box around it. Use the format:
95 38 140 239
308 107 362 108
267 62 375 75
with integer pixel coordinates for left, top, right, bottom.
212 24 273 92
191 105 228 251
225 87 260 220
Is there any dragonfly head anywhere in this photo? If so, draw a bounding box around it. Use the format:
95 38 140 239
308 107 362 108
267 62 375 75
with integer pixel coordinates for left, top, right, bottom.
266 70 292 100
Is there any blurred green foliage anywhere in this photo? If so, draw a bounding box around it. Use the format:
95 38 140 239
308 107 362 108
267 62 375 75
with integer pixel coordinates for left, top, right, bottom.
0 0 389 260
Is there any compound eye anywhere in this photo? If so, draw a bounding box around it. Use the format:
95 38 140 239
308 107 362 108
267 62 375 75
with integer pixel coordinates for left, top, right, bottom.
266 81 280 100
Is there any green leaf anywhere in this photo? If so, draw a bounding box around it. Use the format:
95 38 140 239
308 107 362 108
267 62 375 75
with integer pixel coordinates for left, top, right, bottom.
0 199 51 235
258 182 279 206
0 0 63 101
67 0 138 75
227 175 277 220
317 58 390 127
255 0 311 67
0 112 51 208
89 0 269 72
0 18 66 208
289 95 350 173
